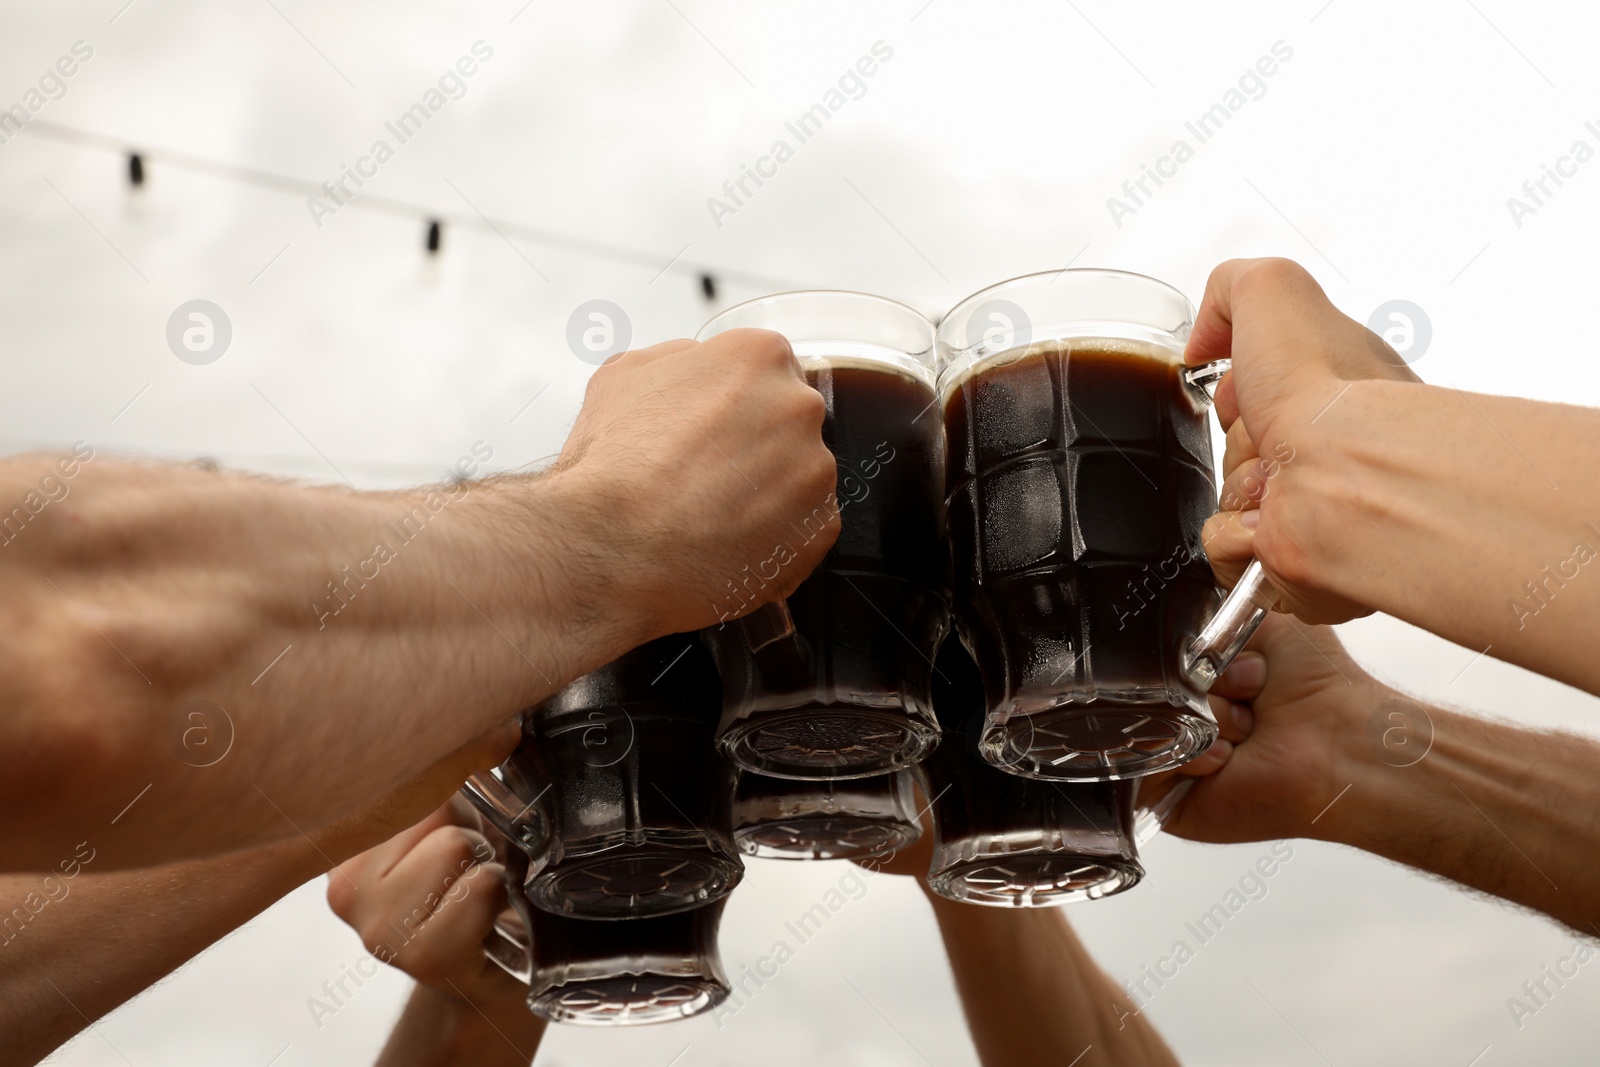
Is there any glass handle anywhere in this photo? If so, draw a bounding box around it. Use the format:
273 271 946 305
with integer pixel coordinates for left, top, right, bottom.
1182 560 1271 690
481 909 531 983
461 771 529 845
1132 777 1193 845
1182 357 1233 396
741 599 797 653
1180 357 1272 692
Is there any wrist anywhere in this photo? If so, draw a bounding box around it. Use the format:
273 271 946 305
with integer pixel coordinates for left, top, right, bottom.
434 981 532 1022
464 471 657 674
389 982 543 1067
1305 687 1434 851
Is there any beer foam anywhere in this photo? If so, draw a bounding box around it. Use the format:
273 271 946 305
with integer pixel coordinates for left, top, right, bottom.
792 341 938 389
937 335 1181 396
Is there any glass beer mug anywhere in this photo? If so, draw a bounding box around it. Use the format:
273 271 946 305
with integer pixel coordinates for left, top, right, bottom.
918 634 1189 906
935 269 1270 781
698 292 952 780
731 770 923 861
464 634 743 920
484 836 732 1026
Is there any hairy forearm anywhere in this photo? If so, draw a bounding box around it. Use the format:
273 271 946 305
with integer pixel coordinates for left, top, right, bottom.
1285 380 1600 695
375 984 543 1067
0 742 505 1067
0 457 644 869
925 893 1178 1067
0 837 325 1067
1318 700 1600 933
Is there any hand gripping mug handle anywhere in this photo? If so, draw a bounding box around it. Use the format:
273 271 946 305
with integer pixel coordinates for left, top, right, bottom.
481 909 532 984
1179 358 1273 692
461 770 546 852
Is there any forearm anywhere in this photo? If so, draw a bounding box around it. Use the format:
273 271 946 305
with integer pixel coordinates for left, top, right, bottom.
1318 699 1600 932
0 838 325 1067
0 746 503 1067
375 983 543 1067
1282 380 1600 694
925 892 1178 1067
0 456 645 868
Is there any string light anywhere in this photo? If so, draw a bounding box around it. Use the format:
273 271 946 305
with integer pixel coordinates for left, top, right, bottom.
25 119 811 295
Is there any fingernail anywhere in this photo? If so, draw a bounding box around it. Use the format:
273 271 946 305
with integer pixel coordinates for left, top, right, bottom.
1240 509 1261 528
1223 652 1266 691
1231 702 1254 735
1206 738 1234 764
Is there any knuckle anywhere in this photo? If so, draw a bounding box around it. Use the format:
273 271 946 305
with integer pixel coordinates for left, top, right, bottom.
355 916 398 960
1255 519 1311 589
1239 257 1315 298
807 449 838 494
733 328 795 367
654 337 697 357
325 874 358 920
795 383 827 424
430 825 482 872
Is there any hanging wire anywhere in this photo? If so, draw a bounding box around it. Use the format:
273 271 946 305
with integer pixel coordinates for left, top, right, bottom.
25 118 794 293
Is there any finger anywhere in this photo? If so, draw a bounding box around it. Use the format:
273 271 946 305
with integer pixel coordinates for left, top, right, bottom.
699 327 802 380
387 824 497 899
1185 259 1256 371
1211 650 1267 702
1175 737 1234 777
1217 454 1280 515
389 860 510 983
337 802 463 889
1186 257 1329 428
444 792 489 839
1219 416 1259 485
1207 692 1255 743
378 824 498 925
1212 372 1239 431
1199 510 1256 589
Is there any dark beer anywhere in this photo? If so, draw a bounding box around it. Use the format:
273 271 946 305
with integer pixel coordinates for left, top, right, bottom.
732 770 922 861
493 840 731 1026
941 339 1221 779
522 634 743 920
918 633 1144 906
709 358 951 779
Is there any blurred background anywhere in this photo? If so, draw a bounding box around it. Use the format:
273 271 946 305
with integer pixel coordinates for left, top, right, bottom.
5 1 1599 1064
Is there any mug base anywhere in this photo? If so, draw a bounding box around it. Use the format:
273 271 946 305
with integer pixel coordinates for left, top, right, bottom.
719 709 938 780
528 842 743 920
735 814 922 861
979 703 1216 781
531 974 728 1026
927 852 1143 907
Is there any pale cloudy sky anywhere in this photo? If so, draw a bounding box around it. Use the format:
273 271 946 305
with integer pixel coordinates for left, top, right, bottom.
5 1 1600 1065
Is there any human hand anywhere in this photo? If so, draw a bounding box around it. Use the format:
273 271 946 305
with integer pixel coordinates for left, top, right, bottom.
1186 258 1421 624
327 797 522 1010
1166 614 1385 844
548 330 839 637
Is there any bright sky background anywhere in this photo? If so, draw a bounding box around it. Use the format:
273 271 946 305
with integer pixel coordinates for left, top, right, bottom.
5 1 1600 1065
